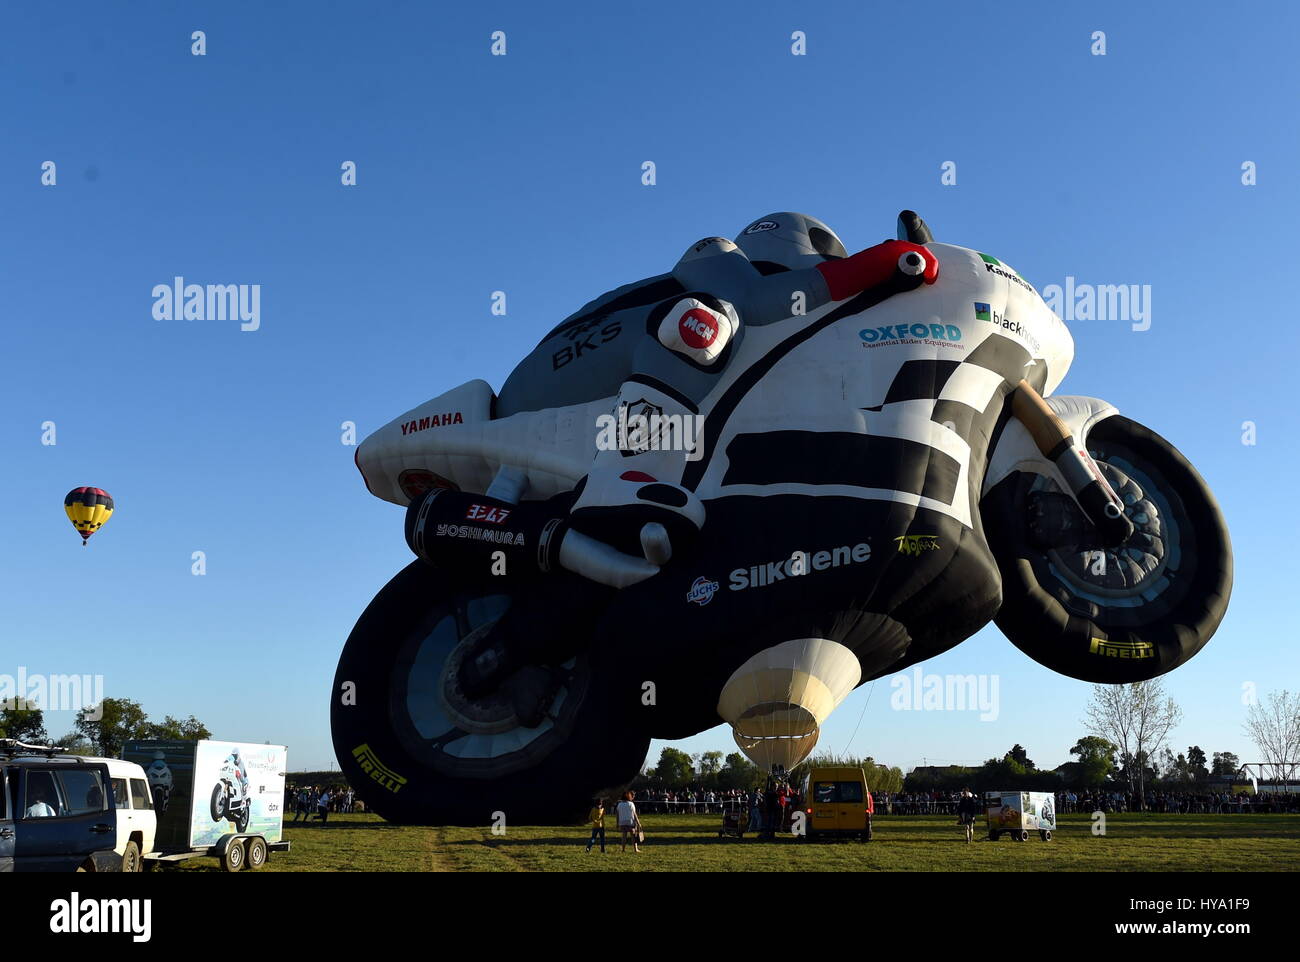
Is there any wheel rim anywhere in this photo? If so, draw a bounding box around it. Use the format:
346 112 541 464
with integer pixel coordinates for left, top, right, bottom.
1035 455 1180 605
388 592 592 778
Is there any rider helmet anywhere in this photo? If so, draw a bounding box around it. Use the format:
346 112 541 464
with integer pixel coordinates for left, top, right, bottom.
734 212 847 274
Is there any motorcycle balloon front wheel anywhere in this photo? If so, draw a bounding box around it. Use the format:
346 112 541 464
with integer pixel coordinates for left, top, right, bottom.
330 561 649 825
984 415 1232 683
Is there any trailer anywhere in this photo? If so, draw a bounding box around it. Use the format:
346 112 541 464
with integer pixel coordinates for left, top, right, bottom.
123 739 291 871
985 790 1055 842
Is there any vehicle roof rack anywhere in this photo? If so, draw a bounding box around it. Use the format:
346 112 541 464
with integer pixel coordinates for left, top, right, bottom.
0 738 69 758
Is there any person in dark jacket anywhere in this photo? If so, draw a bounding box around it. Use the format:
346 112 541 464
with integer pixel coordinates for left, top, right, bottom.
956 789 981 843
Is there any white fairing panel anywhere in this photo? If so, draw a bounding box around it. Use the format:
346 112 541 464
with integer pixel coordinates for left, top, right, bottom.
355 243 1079 523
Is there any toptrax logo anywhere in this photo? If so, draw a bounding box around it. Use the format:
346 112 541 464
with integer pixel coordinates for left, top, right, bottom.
860 323 963 349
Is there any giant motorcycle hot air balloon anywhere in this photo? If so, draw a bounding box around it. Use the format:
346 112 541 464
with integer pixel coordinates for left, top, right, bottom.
332 211 1232 823
64 487 114 545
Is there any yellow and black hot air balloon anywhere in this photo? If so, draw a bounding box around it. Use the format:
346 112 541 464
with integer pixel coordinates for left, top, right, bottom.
64 487 114 545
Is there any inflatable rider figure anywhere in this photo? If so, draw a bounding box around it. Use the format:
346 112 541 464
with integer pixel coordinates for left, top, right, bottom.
411 213 941 722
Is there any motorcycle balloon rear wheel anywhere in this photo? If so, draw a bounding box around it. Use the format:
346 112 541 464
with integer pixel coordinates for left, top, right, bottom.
330 562 648 825
984 415 1232 683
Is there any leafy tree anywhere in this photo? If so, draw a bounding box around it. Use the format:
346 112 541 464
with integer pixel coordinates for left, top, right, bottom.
1069 736 1118 787
0 701 49 743
718 753 763 791
74 698 148 757
53 732 95 754
139 714 211 740
1187 746 1209 782
651 747 695 786
1007 744 1036 771
1211 751 1241 778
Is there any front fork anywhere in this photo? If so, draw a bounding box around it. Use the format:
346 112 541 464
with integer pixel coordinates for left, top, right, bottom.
1010 380 1133 547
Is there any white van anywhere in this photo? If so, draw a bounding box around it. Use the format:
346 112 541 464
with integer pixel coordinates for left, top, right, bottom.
92 756 157 871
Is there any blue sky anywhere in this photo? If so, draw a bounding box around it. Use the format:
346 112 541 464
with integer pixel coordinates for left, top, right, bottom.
2 1 1296 773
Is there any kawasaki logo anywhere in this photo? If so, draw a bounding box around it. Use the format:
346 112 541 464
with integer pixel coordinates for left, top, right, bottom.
979 252 1035 293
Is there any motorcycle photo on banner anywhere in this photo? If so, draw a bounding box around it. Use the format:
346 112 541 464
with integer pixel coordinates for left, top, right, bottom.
332 211 1233 825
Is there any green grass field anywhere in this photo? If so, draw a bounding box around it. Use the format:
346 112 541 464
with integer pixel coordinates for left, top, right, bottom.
168 812 1299 872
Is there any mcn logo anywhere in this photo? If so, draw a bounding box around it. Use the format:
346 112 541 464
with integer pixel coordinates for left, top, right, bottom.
679 308 719 349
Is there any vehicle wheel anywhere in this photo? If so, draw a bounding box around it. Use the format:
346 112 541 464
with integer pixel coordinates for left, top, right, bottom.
989 830 1000 841
210 784 227 822
1017 830 1029 842
244 836 268 870
331 562 650 825
236 808 251 835
1040 830 1052 842
121 841 142 873
221 839 245 872
984 415 1232 683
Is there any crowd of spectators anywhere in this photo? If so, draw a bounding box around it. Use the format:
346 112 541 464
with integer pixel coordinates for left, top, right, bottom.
633 786 1300 816
285 783 359 822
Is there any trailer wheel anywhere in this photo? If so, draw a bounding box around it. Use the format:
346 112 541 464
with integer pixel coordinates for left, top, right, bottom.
1016 830 1029 842
244 837 268 870
1040 830 1053 842
221 839 245 872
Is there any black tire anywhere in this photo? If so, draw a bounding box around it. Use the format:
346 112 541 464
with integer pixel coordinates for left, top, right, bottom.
221 839 245 873
330 562 650 825
244 836 267 870
235 808 250 835
121 841 142 873
1040 830 1052 842
210 784 226 822
984 415 1232 683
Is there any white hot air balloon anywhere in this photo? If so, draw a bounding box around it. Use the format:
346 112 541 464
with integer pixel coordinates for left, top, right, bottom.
716 638 861 773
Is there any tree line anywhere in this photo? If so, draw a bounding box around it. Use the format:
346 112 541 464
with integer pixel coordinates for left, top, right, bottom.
0 697 210 756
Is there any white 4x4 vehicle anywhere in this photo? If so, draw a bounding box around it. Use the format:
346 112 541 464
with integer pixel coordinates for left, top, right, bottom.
92 756 157 871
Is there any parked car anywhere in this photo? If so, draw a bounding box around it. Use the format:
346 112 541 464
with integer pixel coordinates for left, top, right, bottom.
0 739 121 872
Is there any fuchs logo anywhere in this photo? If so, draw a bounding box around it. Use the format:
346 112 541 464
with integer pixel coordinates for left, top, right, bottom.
894 534 941 556
679 308 719 349
401 412 464 436
859 323 963 348
465 503 511 524
687 576 719 606
743 220 779 234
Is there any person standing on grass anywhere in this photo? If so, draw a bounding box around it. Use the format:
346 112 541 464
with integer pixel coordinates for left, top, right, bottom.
617 790 642 853
585 798 607 853
317 788 332 823
957 789 979 844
